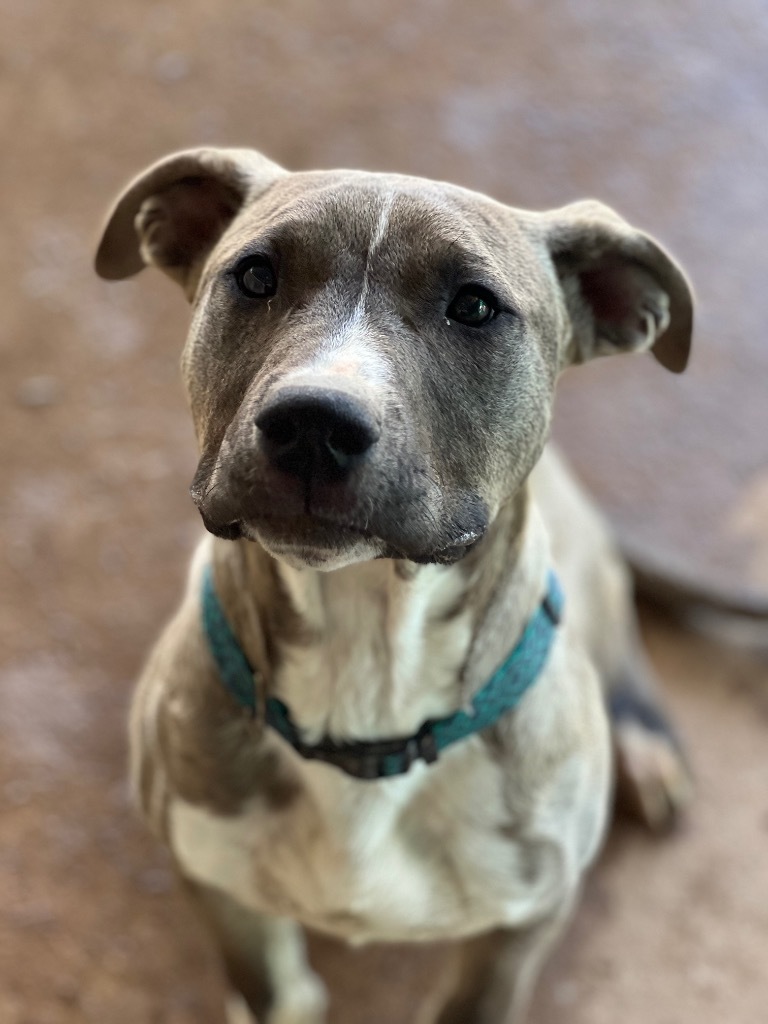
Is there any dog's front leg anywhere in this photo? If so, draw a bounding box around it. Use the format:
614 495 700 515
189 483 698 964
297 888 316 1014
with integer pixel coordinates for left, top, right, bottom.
191 883 327 1024
425 910 571 1024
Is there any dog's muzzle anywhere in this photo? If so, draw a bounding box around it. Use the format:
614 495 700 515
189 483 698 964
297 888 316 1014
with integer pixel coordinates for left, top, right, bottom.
190 381 490 566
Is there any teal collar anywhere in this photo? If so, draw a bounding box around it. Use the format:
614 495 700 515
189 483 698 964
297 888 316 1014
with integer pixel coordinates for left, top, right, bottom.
201 564 563 781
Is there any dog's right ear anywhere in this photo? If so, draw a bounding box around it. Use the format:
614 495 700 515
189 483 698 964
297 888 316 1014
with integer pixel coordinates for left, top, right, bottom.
95 147 286 293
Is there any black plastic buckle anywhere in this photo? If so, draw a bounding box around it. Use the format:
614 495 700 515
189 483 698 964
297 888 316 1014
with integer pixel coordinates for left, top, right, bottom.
294 721 440 781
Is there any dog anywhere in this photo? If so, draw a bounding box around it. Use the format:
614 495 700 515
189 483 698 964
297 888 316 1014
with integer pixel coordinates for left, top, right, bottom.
95 147 693 1024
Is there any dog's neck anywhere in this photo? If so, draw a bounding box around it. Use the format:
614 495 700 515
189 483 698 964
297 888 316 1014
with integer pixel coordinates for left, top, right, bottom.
214 486 550 744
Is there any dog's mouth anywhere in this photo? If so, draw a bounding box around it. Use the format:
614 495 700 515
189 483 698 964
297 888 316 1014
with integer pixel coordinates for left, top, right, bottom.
200 507 485 568
249 511 372 548
193 449 490 569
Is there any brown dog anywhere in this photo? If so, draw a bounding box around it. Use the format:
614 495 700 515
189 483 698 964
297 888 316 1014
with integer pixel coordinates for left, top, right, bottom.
96 148 692 1024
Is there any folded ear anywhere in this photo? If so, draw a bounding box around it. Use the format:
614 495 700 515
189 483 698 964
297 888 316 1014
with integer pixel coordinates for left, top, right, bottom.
95 147 286 291
543 200 693 373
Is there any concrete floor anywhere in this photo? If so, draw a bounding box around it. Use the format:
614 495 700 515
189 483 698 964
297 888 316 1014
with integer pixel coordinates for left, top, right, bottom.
2 2 767 1021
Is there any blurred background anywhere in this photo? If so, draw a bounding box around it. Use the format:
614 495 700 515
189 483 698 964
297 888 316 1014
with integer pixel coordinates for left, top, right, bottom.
1 1 766 1022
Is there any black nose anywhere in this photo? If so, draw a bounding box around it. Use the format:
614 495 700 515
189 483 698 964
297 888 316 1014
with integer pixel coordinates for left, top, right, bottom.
255 386 380 481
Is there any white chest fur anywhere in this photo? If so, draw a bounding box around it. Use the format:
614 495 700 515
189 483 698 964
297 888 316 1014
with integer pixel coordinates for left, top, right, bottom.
170 725 582 944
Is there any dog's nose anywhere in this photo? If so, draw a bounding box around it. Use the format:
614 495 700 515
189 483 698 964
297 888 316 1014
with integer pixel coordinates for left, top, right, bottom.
255 386 380 480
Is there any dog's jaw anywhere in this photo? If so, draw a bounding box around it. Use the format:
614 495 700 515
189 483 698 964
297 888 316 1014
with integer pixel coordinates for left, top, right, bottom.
225 514 486 571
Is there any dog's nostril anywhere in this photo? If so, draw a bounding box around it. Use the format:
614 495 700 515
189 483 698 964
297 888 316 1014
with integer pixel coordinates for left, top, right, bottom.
259 415 298 448
327 421 377 458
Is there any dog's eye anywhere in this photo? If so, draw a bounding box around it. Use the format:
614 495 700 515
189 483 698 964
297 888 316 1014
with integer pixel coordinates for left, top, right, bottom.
235 255 277 298
446 286 497 327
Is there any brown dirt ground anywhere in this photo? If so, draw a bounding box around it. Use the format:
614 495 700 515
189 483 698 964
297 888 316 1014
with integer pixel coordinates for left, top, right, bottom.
1 2 767 1023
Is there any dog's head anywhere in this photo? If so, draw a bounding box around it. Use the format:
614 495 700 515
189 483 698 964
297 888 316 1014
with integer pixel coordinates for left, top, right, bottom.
96 148 692 570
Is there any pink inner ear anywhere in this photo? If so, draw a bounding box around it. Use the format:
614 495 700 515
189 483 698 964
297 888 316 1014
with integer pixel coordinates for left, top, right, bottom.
578 259 640 328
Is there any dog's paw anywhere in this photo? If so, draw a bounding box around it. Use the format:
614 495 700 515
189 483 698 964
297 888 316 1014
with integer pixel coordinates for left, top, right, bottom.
613 717 693 832
226 994 257 1024
267 974 328 1024
226 979 328 1024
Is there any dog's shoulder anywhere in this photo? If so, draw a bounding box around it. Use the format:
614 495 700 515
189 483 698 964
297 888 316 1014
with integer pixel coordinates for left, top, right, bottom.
130 537 302 839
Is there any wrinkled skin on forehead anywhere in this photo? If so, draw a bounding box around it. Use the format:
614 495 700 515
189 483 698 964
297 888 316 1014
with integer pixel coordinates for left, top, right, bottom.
183 171 564 568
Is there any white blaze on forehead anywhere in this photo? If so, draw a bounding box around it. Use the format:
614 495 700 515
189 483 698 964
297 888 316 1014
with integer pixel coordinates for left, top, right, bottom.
370 190 396 256
300 190 397 382
357 190 396 317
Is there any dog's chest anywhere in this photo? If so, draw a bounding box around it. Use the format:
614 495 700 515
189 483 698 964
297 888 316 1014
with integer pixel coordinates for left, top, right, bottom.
170 740 568 943
169 561 572 942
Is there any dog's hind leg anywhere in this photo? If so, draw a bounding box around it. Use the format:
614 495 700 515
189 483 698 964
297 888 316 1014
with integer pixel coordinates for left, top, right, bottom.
574 537 693 832
189 883 327 1024
582 535 693 830
607 624 693 833
532 448 692 831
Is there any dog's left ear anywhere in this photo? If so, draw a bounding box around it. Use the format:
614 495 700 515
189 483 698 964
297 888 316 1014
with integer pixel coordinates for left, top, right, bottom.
543 200 693 373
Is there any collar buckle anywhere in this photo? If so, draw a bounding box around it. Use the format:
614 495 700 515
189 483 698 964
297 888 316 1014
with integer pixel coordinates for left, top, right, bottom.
409 722 439 766
293 721 440 780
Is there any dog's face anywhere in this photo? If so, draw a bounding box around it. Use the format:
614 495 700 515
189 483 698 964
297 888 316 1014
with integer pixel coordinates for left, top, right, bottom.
96 148 692 570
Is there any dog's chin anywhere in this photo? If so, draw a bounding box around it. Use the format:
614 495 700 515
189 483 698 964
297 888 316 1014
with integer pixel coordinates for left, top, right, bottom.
251 530 384 572
236 516 385 572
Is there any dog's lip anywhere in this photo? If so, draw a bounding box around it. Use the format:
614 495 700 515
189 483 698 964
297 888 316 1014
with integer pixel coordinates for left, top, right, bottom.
243 511 484 562
405 531 484 564
248 510 373 541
